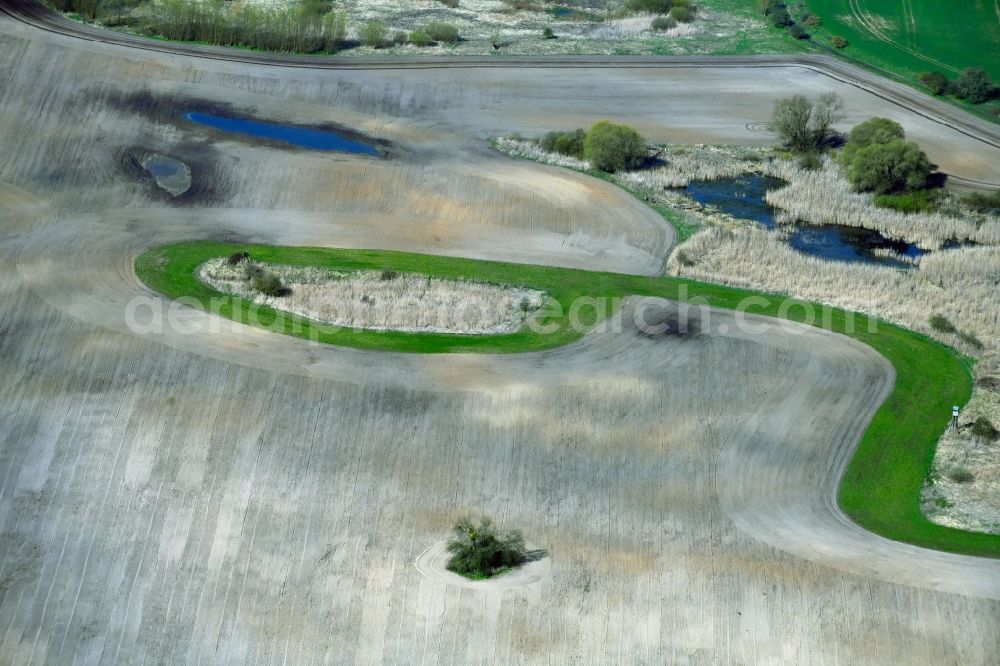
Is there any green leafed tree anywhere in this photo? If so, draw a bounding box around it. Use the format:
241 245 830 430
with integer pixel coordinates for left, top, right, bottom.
583 121 646 172
446 517 527 579
955 68 994 104
839 117 905 166
846 139 932 194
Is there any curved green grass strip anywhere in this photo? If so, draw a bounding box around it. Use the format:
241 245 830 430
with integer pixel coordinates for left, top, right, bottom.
137 240 995 557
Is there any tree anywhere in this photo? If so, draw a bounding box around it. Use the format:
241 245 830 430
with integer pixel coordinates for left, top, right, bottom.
359 20 387 47
446 517 526 579
846 139 932 194
918 71 949 96
769 7 793 26
769 94 843 153
583 121 646 172
956 68 994 104
840 117 904 165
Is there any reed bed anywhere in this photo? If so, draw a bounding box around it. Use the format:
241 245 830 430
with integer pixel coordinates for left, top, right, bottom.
766 158 1000 249
199 259 545 334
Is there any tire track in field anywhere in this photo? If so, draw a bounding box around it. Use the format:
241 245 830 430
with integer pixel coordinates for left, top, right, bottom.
847 0 958 74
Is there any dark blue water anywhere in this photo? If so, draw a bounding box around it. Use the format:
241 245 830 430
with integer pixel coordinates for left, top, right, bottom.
685 176 925 269
185 112 380 156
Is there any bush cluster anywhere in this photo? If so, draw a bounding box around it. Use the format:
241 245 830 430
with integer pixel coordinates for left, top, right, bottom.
627 0 693 14
446 517 526 579
961 190 1000 214
829 35 847 49
918 68 996 104
651 16 676 31
840 118 932 194
423 21 460 43
359 19 387 47
134 0 347 53
759 1 809 39
244 264 290 297
929 314 956 333
539 128 586 159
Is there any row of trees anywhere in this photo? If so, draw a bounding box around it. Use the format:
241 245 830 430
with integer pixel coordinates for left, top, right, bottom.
919 69 996 105
759 0 812 40
140 0 347 53
539 122 647 172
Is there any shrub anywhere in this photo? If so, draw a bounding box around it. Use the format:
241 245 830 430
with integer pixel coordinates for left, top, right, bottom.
436 0 459 6
540 128 587 158
583 121 646 172
957 331 983 349
542 27 555 39
796 151 822 171
846 139 932 194
769 93 843 153
391 30 407 45
669 6 692 22
758 0 783 14
769 7 793 27
829 35 847 49
929 314 956 333
788 23 808 39
801 12 822 26
380 269 398 281
424 21 460 43
918 71 950 96
946 465 974 484
676 250 695 266
651 16 677 31
955 68 994 104
840 117 905 165
971 416 998 442
874 190 938 213
961 190 1000 214
359 20 387 47
627 0 673 13
445 517 526 579
251 271 289 297
408 30 432 46
227 251 249 266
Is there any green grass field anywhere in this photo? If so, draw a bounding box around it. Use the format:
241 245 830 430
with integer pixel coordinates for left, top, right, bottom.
799 0 1000 83
137 240 996 558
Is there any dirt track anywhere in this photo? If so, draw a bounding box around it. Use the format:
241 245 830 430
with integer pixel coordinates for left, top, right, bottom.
1 4 1000 664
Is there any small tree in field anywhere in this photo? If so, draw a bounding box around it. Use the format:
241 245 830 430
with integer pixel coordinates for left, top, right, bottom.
918 71 949 96
584 121 646 172
446 517 526 579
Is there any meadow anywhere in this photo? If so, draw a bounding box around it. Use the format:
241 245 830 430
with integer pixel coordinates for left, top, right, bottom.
798 0 1000 81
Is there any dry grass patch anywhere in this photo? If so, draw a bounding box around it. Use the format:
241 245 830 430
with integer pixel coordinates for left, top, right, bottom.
199 258 545 334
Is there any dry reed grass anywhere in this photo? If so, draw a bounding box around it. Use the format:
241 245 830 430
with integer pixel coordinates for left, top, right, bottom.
199 259 545 334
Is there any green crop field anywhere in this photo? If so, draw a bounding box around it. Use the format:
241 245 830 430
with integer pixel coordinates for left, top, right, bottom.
800 0 1000 80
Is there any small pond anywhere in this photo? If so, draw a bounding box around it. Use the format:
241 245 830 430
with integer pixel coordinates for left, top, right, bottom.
685 175 925 269
185 112 380 156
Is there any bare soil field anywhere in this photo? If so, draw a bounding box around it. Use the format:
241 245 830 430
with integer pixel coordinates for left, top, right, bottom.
1 9 1000 665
